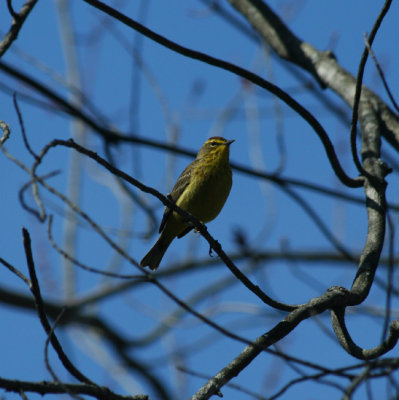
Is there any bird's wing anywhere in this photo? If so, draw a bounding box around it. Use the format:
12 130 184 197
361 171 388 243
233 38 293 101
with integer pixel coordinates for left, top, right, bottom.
159 159 196 233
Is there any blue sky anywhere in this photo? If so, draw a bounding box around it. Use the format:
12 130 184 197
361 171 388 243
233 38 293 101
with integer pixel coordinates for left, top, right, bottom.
1 1 398 399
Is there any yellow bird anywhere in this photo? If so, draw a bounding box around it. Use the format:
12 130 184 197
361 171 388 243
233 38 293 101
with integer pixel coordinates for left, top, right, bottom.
140 136 234 270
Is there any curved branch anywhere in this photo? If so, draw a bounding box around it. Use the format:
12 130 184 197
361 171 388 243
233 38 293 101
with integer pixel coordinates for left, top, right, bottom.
227 0 399 152
81 0 361 188
350 101 390 301
331 307 399 360
329 99 392 360
349 0 392 176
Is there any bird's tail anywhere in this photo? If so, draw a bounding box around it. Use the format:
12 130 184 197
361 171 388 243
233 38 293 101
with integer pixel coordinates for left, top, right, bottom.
140 235 173 270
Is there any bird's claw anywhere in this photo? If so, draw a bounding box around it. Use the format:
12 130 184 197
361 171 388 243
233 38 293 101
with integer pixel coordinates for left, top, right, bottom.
209 246 214 257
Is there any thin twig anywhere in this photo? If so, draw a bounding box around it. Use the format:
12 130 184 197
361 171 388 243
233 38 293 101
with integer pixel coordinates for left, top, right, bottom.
47 215 140 280
342 364 372 400
363 34 399 113
22 228 93 384
279 184 355 261
0 0 39 58
0 120 11 144
13 93 39 160
349 0 392 175
0 258 31 286
19 171 60 221
44 308 86 400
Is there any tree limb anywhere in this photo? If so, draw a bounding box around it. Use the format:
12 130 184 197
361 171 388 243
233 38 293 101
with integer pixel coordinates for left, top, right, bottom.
0 377 148 400
0 0 38 58
226 0 399 152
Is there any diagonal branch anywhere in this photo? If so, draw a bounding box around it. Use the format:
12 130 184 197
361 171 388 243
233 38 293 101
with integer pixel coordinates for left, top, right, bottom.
22 228 93 385
33 137 295 311
226 0 399 152
191 285 356 399
0 0 38 58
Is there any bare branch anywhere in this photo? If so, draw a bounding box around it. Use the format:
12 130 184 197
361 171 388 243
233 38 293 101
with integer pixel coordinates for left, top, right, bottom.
351 101 390 300
81 0 362 188
226 0 399 152
331 307 399 360
22 228 93 385
13 93 39 160
0 0 38 58
33 137 291 310
3 62 392 207
349 0 392 176
0 377 148 400
342 365 372 400
191 286 358 399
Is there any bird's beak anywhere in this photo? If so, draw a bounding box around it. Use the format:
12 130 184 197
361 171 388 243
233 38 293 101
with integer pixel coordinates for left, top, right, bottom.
225 139 235 146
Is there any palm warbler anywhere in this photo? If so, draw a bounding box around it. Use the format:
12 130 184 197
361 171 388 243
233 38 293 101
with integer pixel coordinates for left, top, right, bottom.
140 136 234 270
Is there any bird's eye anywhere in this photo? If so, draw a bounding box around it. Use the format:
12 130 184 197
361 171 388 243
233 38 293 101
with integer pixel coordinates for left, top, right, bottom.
210 141 217 146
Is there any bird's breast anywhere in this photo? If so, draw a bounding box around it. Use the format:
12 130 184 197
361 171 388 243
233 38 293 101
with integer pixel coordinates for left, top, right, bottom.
176 161 232 223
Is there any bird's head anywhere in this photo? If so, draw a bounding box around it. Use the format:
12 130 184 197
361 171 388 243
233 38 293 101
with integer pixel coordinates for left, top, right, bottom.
197 136 234 162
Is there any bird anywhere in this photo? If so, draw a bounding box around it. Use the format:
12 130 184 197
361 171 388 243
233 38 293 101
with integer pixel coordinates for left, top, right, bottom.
140 136 234 270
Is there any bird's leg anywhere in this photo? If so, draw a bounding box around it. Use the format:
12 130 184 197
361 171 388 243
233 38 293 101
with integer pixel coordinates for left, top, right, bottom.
208 237 220 257
194 221 206 234
209 244 214 257
191 222 215 256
